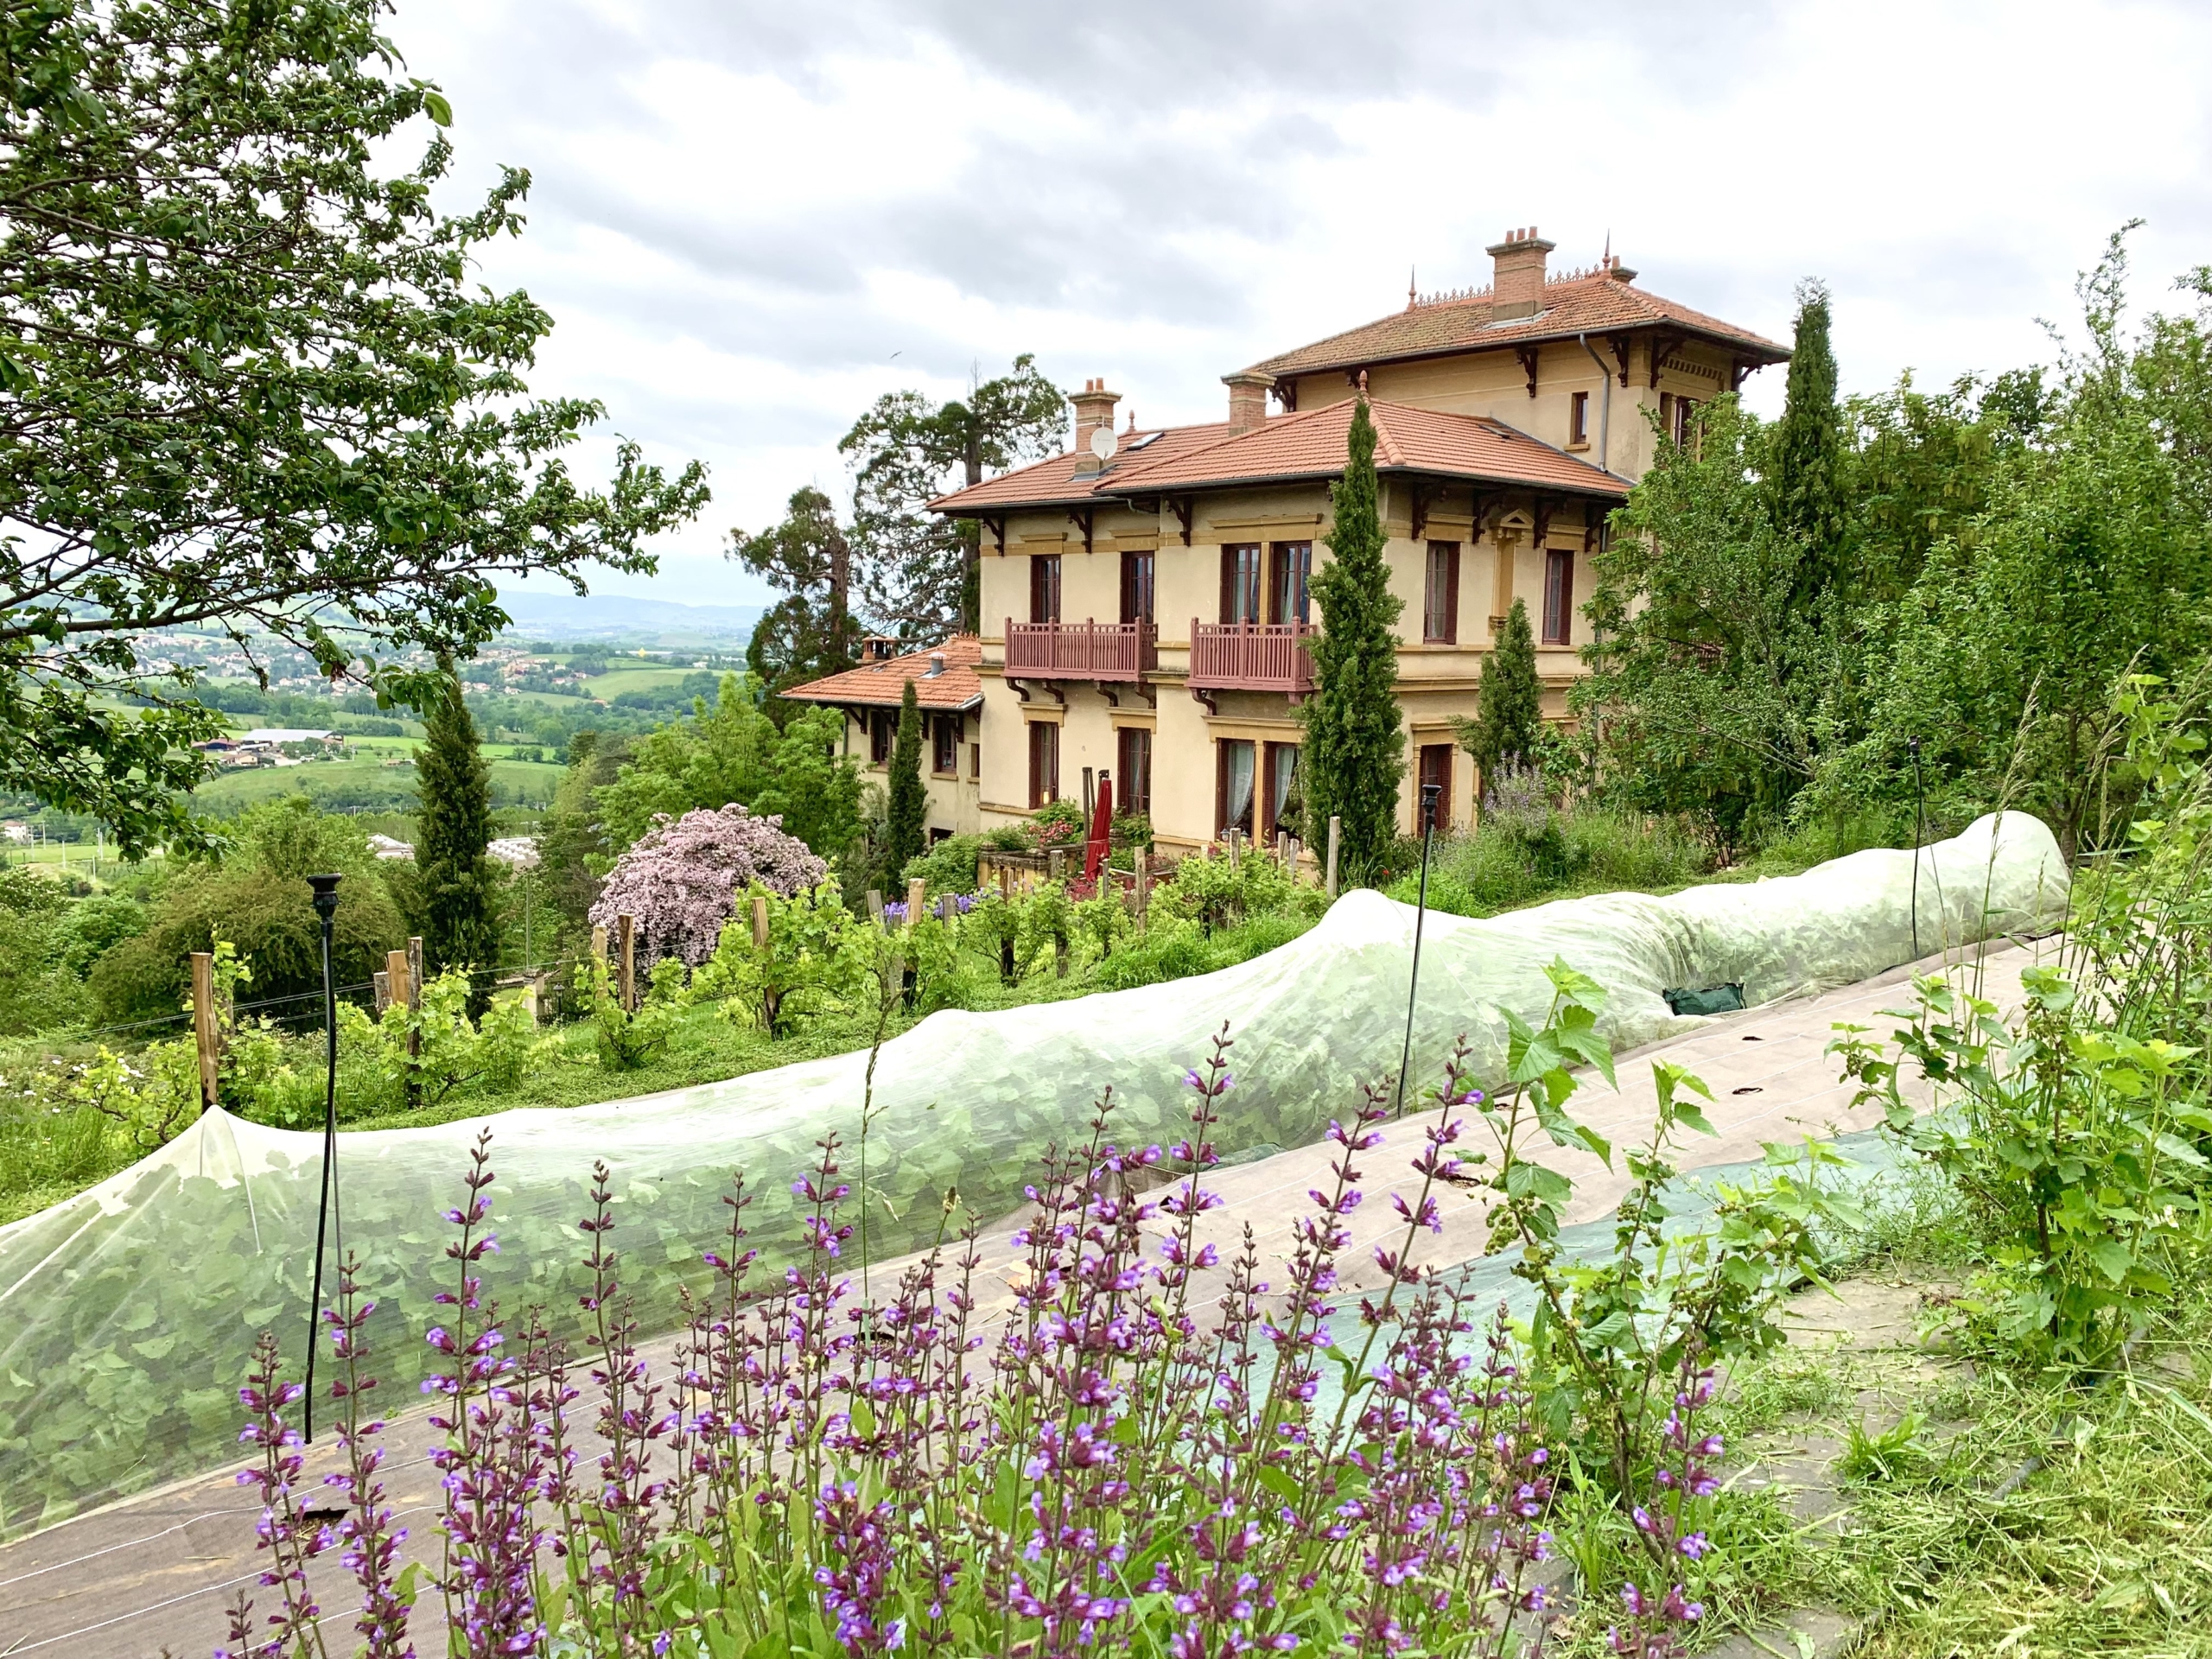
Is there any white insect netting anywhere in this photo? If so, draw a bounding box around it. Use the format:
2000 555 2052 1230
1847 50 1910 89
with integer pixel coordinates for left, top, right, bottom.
0 811 2067 1535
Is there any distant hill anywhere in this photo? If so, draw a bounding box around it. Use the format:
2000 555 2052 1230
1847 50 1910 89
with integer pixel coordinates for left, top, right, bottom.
496 589 766 643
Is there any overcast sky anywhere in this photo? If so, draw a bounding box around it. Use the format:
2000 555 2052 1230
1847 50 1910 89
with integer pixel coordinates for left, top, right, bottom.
383 0 2212 611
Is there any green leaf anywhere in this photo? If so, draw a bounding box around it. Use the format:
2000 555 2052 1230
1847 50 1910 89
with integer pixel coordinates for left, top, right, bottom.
2089 1240 2134 1283
423 90 453 126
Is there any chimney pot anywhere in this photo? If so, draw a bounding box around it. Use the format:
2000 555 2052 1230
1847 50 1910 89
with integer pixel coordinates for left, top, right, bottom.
1221 370 1274 434
1486 226 1557 321
927 652 945 678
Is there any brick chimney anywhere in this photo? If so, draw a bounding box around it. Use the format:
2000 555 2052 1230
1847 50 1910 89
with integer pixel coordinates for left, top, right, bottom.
1221 370 1274 433
1485 226 1556 321
1069 378 1121 456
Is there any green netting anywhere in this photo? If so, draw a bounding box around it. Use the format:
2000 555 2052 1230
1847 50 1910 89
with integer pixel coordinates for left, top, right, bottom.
0 811 2066 1536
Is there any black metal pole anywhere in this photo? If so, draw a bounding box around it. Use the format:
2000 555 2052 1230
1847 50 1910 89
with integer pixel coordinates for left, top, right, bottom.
1395 783 1442 1119
1908 736 1925 961
303 874 343 1442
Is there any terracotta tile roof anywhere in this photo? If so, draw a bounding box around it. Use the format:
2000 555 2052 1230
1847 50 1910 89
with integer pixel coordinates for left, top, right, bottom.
929 421 1236 515
780 634 984 711
1106 399 1628 499
1248 270 1789 381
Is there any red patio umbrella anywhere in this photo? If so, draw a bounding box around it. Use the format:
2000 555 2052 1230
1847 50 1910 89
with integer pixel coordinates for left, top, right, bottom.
1082 771 1115 888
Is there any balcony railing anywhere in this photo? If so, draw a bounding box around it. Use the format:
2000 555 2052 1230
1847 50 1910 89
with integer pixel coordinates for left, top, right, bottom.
1188 620 1317 695
1004 618 1158 682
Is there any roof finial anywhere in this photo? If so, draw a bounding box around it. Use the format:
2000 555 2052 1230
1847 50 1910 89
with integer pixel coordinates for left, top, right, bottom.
1357 368 1369 395
1602 228 1611 268
1408 266 1416 310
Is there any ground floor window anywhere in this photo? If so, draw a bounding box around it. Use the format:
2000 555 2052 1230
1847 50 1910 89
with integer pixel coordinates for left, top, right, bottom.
1217 739 1256 838
1117 726 1153 816
1263 742 1300 842
931 715 959 776
1027 721 1059 808
1418 743 1454 831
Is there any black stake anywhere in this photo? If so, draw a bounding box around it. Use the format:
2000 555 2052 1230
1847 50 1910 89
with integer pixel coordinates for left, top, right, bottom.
1395 783 1443 1118
1908 736 1925 961
303 873 343 1442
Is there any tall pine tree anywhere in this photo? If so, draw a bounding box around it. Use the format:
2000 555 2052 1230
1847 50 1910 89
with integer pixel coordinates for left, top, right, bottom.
881 678 926 890
1459 597 1541 790
1774 278 1847 611
415 666 499 1014
1303 398 1405 884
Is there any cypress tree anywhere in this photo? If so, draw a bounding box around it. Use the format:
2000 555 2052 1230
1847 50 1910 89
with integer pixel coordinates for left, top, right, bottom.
415 667 499 1015
1303 398 1405 883
1773 278 1847 607
881 677 926 888
1461 597 1541 790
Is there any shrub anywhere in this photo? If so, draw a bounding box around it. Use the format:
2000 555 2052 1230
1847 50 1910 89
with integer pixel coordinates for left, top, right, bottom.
588 803 828 969
900 831 983 896
1389 797 1713 918
87 800 404 1023
571 952 683 1071
690 880 869 1035
327 969 545 1118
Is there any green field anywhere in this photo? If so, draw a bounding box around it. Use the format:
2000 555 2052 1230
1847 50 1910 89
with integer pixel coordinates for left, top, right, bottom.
188 753 565 816
586 664 704 697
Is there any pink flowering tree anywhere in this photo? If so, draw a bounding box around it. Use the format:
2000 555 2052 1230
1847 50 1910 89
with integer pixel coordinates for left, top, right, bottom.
590 804 829 968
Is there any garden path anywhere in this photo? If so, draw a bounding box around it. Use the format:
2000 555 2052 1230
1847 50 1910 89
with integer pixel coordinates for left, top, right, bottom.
0 936 2051 1657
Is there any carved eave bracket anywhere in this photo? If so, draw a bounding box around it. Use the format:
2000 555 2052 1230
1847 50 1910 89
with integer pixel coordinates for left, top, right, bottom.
1648 331 1687 389
1171 497 1195 547
1409 478 1440 543
1190 684 1218 716
981 515 1007 555
1067 506 1094 556
1516 346 1541 399
1608 334 1633 387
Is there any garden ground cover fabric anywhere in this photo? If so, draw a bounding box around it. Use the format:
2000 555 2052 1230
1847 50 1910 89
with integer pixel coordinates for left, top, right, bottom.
0 812 2066 1535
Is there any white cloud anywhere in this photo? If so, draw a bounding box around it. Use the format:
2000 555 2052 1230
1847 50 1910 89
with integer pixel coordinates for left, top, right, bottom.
385 0 2212 607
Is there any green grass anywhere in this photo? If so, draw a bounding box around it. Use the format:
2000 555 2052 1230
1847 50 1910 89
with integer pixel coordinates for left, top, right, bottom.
586 664 702 697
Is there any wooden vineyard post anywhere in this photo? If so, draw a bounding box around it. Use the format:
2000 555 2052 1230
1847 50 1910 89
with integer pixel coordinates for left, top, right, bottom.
386 947 416 1109
1048 849 1065 885
1325 815 1342 898
405 935 424 1068
1228 830 1241 871
752 894 777 1032
867 888 884 925
190 950 219 1111
616 913 636 1012
1135 852 1150 918
372 969 391 1014
906 877 926 925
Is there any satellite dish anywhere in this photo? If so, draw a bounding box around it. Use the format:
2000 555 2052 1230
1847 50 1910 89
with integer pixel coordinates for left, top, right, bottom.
1089 424 1118 461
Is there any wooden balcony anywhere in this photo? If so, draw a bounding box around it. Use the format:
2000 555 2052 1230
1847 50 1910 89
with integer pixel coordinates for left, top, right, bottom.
1188 620 1317 696
1003 618 1158 682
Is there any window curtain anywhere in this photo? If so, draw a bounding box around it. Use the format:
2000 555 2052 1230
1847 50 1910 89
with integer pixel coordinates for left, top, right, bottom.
1222 740 1255 836
1270 744 1299 834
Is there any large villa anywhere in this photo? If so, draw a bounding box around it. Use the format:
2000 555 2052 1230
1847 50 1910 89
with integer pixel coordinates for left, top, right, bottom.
787 226 1788 856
